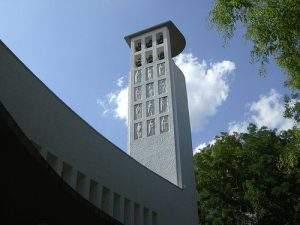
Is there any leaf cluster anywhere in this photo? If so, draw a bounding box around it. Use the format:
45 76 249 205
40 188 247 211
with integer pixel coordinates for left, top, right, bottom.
210 0 300 88
194 125 300 225
284 91 300 123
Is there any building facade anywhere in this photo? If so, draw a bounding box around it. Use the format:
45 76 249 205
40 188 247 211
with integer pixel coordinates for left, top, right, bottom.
0 21 198 225
126 21 195 190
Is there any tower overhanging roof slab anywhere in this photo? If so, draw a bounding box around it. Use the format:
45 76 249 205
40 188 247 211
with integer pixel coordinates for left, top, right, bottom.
124 20 186 57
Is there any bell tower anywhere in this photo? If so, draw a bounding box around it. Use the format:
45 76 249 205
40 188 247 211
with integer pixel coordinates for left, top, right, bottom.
125 21 194 189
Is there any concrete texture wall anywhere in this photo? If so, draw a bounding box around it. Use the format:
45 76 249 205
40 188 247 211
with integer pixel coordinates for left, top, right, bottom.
0 41 198 225
127 27 198 225
170 61 199 223
128 27 180 186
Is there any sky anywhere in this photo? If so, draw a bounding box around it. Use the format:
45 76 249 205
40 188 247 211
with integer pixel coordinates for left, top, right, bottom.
0 0 295 154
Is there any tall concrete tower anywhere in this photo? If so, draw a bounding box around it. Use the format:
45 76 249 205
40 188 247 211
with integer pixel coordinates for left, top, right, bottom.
125 21 195 189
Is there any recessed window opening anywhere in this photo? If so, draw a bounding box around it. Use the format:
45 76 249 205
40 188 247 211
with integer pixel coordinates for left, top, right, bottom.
156 32 163 45
134 203 141 225
145 36 152 48
157 47 164 60
76 171 86 196
143 208 150 225
135 39 141 52
61 162 73 185
101 187 111 214
89 179 98 205
135 54 142 67
145 50 153 64
124 198 131 225
152 212 157 225
113 193 121 220
46 152 58 171
145 66 153 81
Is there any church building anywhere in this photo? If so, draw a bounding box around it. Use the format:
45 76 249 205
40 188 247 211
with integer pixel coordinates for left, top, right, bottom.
0 21 198 225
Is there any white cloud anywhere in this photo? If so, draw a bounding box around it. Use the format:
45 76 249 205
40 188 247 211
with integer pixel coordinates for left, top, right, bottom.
174 53 236 131
111 87 128 122
228 121 249 134
116 76 124 87
193 139 217 155
97 78 128 124
98 53 236 130
228 89 296 134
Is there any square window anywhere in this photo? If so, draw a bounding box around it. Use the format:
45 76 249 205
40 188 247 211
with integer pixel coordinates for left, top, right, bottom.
157 47 164 60
157 62 165 76
158 79 166 94
134 39 141 52
146 100 154 117
156 32 163 45
159 96 168 113
145 50 153 64
134 103 142 120
160 115 169 133
134 86 142 101
147 119 155 137
145 36 152 48
146 82 154 98
135 54 142 67
134 122 142 139
145 67 153 81
134 70 141 84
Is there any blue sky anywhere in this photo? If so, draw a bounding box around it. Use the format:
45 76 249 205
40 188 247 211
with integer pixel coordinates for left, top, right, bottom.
0 0 294 153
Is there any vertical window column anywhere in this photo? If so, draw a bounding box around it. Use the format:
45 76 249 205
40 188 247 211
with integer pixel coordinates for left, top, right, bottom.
76 171 90 200
113 193 122 221
143 208 150 225
97 185 103 210
61 162 77 188
124 198 133 225
151 211 157 225
101 187 113 216
56 158 64 176
89 179 100 208
119 197 125 223
134 203 142 225
46 152 62 175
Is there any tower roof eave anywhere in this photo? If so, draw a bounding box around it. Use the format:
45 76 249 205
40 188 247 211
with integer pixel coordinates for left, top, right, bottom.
124 20 186 57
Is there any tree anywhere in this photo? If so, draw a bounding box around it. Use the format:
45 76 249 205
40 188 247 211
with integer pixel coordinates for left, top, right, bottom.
194 124 300 225
284 91 300 122
209 0 300 89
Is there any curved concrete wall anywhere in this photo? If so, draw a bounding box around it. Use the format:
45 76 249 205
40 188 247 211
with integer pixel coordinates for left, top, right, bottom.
0 41 198 225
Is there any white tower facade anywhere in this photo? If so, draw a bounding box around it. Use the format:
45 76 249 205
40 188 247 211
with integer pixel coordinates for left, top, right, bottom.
125 21 195 190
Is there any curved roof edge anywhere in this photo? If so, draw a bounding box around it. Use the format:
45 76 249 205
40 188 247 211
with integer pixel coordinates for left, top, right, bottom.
124 20 186 57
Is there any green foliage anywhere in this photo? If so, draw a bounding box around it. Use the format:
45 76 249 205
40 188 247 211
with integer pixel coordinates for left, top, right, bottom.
209 0 300 89
284 91 300 123
194 125 300 224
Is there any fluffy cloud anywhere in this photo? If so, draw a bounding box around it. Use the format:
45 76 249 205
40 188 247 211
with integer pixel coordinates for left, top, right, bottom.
174 53 235 130
194 89 296 154
228 121 249 134
228 89 296 134
116 76 124 87
193 139 217 155
97 77 128 123
98 53 236 130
